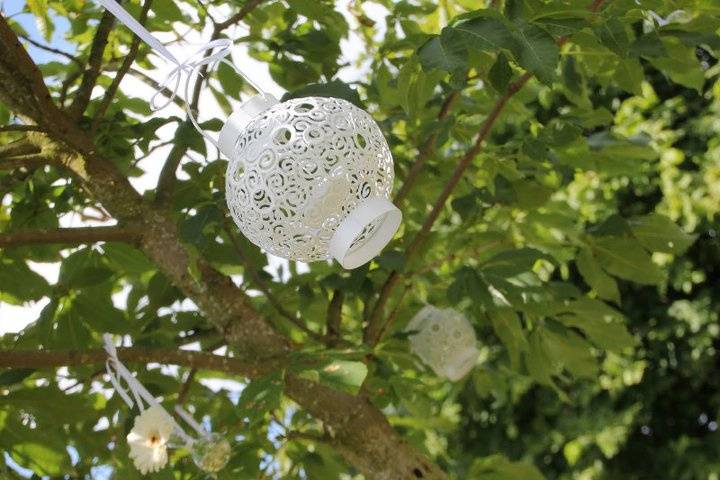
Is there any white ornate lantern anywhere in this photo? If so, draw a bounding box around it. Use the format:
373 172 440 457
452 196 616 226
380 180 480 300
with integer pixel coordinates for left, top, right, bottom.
220 94 402 269
407 305 480 381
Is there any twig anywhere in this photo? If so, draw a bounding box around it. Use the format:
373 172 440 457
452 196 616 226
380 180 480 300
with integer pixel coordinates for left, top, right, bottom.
155 0 265 205
394 90 460 204
0 153 51 170
325 289 344 345
0 226 142 247
176 368 197 404
17 33 82 66
91 0 154 132
68 8 117 118
216 0 266 30
363 0 609 346
222 217 326 342
0 124 45 133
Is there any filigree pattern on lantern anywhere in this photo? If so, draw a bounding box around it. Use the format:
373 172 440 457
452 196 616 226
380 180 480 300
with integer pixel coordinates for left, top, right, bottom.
225 97 395 262
407 305 480 381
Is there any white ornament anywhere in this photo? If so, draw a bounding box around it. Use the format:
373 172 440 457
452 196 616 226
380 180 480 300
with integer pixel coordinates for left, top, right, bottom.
407 305 480 381
192 433 232 473
221 95 402 269
127 405 174 475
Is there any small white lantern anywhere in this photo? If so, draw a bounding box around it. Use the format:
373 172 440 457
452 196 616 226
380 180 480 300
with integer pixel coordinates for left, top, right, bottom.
407 305 480 381
220 94 401 269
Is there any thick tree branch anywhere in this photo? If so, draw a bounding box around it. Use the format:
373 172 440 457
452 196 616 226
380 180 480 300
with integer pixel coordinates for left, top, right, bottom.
91 0 154 132
0 226 141 247
0 10 449 480
0 347 277 378
67 8 116 119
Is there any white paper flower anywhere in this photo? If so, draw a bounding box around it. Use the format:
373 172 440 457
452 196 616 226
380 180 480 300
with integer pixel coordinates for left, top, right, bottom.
126 405 175 475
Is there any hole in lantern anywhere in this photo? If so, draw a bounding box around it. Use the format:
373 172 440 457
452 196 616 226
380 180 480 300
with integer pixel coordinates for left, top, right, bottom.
232 163 245 182
273 127 292 145
355 133 367 148
431 323 440 333
295 102 315 113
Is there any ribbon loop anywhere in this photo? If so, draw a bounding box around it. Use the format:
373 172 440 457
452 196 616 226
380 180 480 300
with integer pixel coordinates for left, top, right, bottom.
95 0 265 153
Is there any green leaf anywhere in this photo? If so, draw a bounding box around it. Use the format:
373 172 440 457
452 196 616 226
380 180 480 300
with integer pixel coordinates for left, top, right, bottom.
27 0 53 41
489 308 527 369
470 454 545 480
590 237 665 285
488 53 512 93
481 248 547 278
576 248 620 304
596 18 629 56
237 371 284 425
613 58 644 96
453 16 516 52
299 360 368 395
0 257 50 304
512 22 559 85
418 29 467 72
542 323 598 379
628 214 697 255
282 80 363 108
217 62 244 100
554 299 636 352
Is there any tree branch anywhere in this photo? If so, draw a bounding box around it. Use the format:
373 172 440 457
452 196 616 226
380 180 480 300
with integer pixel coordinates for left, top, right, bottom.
17 32 82 67
0 226 142 247
155 0 266 205
394 90 459 204
222 216 325 342
216 0 266 30
364 0 608 347
91 0 154 132
325 289 344 345
67 8 117 119
0 124 45 133
0 153 51 171
364 72 532 346
0 347 276 378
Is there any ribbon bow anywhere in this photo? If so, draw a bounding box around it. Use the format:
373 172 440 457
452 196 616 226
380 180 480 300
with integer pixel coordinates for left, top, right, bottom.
95 0 265 151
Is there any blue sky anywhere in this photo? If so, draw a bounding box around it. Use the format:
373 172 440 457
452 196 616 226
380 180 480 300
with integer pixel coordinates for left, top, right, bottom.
4 0 75 65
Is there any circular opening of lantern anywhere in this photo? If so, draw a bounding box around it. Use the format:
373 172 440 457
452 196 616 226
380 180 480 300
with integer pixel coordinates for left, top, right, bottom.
222 94 401 269
328 196 402 269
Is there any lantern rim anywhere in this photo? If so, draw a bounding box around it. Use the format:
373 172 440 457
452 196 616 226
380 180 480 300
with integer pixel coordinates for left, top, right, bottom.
328 197 401 269
219 93 278 159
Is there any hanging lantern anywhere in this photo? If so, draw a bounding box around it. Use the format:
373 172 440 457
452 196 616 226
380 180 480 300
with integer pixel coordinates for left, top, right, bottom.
220 94 402 269
406 305 479 381
93 0 401 269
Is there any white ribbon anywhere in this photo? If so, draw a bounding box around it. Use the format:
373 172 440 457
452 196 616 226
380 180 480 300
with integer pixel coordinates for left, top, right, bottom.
94 0 266 151
103 334 209 445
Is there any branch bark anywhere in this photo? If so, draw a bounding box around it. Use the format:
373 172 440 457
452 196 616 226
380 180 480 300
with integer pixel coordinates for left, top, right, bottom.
0 226 141 247
67 8 117 119
91 0 154 131
0 347 277 378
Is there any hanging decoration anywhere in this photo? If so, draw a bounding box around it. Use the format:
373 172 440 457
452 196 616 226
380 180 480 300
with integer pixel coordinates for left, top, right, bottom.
104 335 231 475
222 96 401 269
94 0 402 270
406 305 480 381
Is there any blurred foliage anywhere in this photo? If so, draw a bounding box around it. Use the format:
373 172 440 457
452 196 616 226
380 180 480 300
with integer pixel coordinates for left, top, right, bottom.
1 0 720 478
